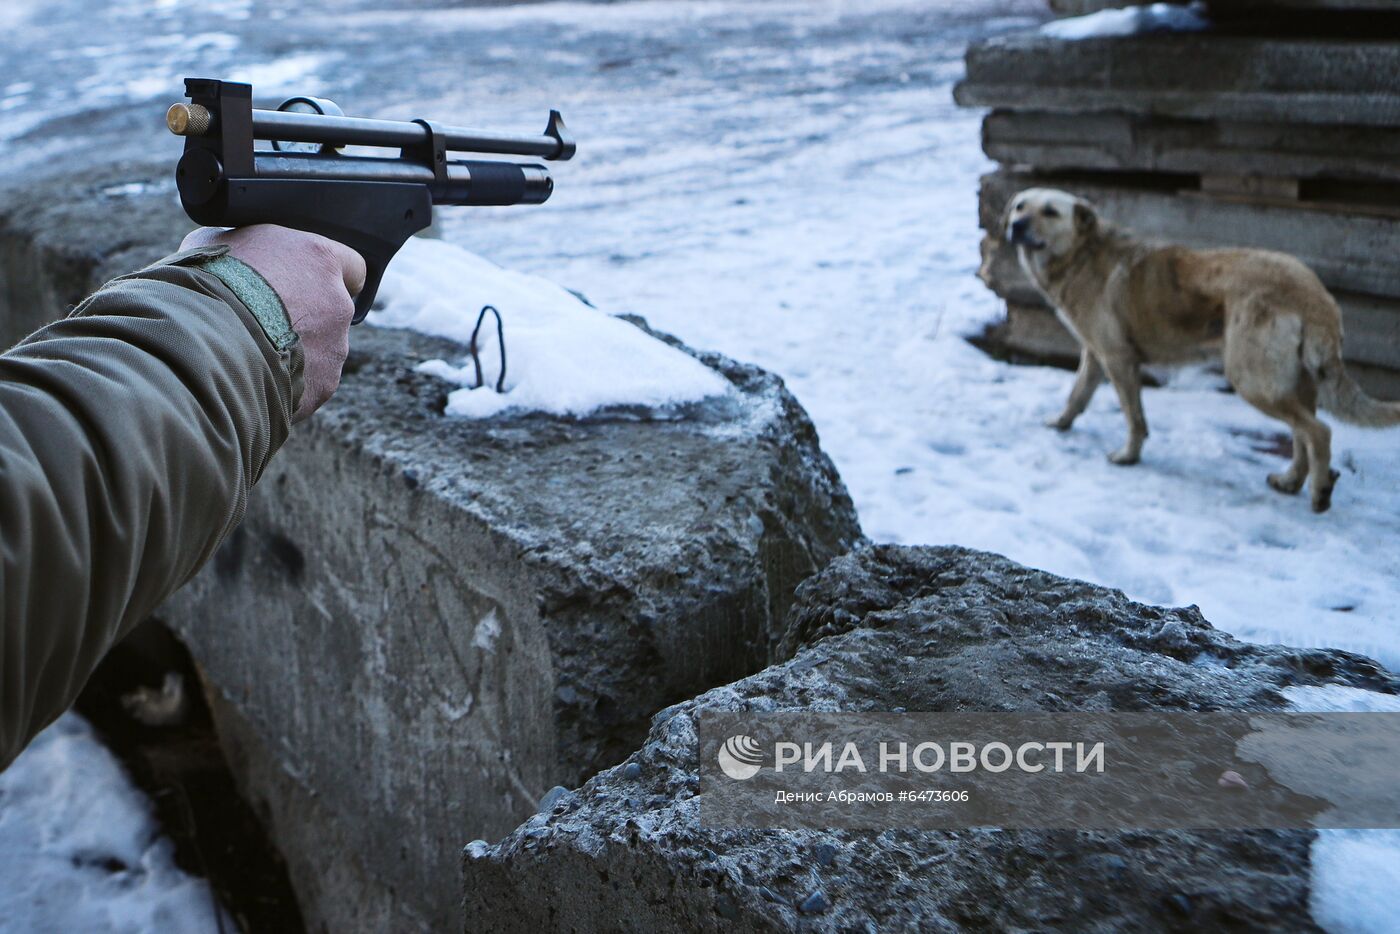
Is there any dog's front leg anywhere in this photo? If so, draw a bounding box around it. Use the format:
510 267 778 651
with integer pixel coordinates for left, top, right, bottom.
1047 348 1104 431
1103 358 1148 465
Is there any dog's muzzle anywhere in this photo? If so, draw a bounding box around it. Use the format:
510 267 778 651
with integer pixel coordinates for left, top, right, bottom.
1008 217 1045 250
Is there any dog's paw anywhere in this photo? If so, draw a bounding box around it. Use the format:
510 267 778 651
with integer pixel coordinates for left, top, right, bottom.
1107 447 1140 466
1310 469 1341 514
1044 415 1074 432
1267 472 1304 495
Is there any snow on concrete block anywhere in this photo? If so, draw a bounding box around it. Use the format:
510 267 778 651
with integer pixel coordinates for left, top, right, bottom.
466 544 1400 932
1042 2 1209 39
371 238 731 420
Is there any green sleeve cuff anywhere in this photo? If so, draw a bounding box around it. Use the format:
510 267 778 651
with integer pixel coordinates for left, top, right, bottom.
189 253 297 352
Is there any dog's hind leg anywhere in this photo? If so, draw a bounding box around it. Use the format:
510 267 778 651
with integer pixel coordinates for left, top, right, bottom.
1228 308 1338 511
1299 407 1337 513
1102 357 1148 465
1266 426 1310 496
1047 348 1104 431
1273 399 1336 512
1241 394 1336 510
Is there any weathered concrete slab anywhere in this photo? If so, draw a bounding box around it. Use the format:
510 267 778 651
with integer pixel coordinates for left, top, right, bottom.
956 33 1400 127
168 324 859 932
466 543 1398 932
0 163 177 344
1208 0 1400 9
1051 0 1400 10
0 163 862 931
972 298 1083 365
975 298 1400 397
961 18 1400 391
983 111 1400 183
975 170 1400 376
978 168 1400 300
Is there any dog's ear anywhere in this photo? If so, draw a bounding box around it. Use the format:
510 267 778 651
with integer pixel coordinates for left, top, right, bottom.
1073 201 1098 237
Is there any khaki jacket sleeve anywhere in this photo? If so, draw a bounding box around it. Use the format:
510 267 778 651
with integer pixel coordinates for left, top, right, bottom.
0 248 303 770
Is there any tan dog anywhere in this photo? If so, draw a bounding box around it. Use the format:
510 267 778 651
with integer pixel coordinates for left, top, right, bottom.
1004 187 1400 512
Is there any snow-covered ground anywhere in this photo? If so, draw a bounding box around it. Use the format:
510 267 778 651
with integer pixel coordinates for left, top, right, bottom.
1286 686 1400 934
3 0 1399 929
0 715 229 931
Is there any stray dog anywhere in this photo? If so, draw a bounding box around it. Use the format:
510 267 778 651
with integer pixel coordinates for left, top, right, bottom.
1004 187 1400 512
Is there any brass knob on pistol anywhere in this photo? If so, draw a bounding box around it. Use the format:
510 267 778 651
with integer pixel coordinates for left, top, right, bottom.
166 102 212 137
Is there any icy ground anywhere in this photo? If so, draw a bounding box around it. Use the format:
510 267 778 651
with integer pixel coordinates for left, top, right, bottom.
0 715 229 931
3 0 1399 930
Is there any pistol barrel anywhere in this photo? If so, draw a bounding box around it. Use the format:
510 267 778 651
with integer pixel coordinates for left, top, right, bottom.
251 152 553 205
248 109 574 161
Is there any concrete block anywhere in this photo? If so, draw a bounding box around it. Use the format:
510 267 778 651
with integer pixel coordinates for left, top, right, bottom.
1051 0 1400 10
983 111 1400 183
976 170 1400 374
165 322 860 932
956 33 1400 127
1209 0 1400 9
0 163 177 343
466 544 1398 932
0 168 862 931
969 299 1083 368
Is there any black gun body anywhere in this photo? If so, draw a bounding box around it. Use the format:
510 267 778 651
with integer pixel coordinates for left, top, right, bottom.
171 78 573 321
251 153 553 206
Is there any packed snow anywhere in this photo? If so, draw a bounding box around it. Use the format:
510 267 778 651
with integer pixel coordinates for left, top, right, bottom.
372 238 729 418
1284 685 1400 715
1285 687 1400 934
1042 2 1209 39
0 714 229 932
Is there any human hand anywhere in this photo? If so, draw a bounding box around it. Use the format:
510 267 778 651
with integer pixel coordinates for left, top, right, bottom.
181 225 366 423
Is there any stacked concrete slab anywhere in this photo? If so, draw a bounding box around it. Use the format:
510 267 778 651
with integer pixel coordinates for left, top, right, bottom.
1051 0 1397 11
956 0 1400 393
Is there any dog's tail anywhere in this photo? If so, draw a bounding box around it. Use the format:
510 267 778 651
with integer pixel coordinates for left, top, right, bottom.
1306 322 1400 427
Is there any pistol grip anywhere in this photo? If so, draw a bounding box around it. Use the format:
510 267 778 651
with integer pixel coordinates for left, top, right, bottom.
177 169 433 326
353 260 389 324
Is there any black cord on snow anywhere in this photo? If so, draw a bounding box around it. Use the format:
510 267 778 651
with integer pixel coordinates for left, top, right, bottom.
467 305 507 393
